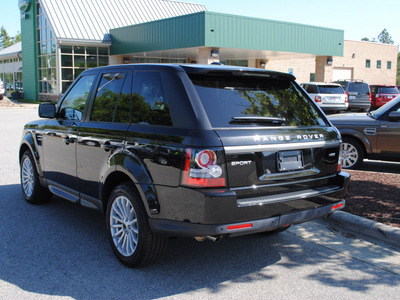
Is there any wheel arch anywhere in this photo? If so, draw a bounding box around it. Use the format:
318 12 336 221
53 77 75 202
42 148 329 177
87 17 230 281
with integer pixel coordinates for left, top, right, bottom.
339 129 371 158
19 133 43 176
101 154 160 216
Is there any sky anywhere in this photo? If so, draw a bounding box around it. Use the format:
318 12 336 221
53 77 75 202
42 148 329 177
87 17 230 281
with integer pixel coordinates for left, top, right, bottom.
2 0 400 46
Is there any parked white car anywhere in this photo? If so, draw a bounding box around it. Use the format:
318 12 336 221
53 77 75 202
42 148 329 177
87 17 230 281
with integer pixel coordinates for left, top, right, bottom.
0 81 4 100
301 82 348 113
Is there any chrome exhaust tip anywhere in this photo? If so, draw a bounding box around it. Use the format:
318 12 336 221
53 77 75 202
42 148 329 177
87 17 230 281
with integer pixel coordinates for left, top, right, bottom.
194 235 223 242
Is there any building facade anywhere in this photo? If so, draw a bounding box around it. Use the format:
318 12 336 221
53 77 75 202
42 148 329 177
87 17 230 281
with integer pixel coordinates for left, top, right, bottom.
0 42 23 96
17 0 398 102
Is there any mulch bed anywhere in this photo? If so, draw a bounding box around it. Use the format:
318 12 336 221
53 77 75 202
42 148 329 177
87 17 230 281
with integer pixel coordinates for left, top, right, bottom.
344 169 400 228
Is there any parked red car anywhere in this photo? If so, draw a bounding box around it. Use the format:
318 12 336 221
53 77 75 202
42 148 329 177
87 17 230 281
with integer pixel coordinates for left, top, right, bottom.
370 85 399 109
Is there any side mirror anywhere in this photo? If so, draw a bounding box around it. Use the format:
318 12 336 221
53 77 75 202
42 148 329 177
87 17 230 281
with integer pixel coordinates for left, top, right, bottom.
388 111 400 122
38 102 56 118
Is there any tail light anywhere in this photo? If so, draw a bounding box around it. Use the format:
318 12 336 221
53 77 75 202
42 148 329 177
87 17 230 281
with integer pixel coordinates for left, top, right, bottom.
344 95 348 103
314 96 322 102
337 142 342 172
369 92 371 102
181 148 226 187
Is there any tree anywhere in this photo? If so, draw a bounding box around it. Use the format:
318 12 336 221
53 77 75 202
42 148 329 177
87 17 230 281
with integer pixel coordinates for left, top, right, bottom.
361 37 370 42
0 26 13 49
377 28 394 44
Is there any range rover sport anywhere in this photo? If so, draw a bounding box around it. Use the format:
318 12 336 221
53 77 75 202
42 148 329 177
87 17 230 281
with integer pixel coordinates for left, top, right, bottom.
20 64 350 267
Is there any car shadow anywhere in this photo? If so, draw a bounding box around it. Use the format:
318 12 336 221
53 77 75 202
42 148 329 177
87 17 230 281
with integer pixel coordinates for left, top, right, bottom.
0 183 399 299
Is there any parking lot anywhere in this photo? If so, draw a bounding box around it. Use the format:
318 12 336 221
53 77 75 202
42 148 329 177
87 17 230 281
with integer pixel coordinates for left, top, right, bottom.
1 106 400 299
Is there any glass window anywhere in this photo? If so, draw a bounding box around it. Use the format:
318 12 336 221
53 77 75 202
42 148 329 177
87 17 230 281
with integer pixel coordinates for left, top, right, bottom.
61 55 73 67
74 56 85 68
377 60 381 69
87 47 97 55
115 73 132 123
132 72 172 126
99 56 109 66
59 75 96 121
61 45 73 54
317 85 345 94
74 46 85 54
387 61 392 69
189 74 326 128
366 59 370 68
98 47 109 56
62 69 73 81
91 73 126 122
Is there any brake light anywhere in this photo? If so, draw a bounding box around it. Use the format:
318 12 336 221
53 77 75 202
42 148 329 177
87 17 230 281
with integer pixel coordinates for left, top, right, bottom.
369 93 371 102
337 143 342 172
331 203 343 210
181 148 226 187
344 95 348 103
314 96 322 102
227 223 253 230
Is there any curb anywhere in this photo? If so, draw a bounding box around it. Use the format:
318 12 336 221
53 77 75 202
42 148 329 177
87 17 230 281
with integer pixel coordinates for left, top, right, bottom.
326 211 400 248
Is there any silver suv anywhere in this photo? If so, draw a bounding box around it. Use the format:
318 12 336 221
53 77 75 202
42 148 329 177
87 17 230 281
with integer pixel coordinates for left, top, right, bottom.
334 80 371 112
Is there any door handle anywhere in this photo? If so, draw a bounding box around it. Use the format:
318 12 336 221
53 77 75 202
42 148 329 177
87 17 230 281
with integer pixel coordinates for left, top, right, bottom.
103 142 121 151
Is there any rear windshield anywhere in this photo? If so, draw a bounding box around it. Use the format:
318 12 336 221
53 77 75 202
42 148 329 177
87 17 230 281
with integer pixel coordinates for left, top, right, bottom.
348 82 370 95
317 85 345 94
189 74 327 128
377 87 399 94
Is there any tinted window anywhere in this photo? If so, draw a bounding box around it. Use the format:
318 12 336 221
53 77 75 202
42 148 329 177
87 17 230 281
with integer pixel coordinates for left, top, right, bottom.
378 87 399 94
59 75 96 120
91 72 127 122
348 83 370 95
317 85 345 94
131 72 172 126
190 74 326 127
304 84 317 94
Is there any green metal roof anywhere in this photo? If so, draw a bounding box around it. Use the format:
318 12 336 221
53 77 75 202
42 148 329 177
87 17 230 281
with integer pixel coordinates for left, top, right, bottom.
110 11 344 56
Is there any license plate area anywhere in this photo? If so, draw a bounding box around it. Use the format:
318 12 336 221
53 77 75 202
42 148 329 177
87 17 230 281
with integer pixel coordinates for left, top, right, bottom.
277 150 304 172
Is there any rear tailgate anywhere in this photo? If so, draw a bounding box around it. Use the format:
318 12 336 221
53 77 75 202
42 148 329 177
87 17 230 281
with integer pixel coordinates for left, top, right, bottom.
215 127 340 188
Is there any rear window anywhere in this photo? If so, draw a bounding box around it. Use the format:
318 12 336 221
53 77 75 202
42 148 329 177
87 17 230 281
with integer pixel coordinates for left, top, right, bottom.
348 82 370 95
377 87 399 94
190 74 327 128
317 85 345 94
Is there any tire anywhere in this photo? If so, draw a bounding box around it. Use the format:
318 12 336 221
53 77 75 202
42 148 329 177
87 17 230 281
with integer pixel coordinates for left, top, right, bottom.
341 137 364 169
20 150 52 204
106 183 168 267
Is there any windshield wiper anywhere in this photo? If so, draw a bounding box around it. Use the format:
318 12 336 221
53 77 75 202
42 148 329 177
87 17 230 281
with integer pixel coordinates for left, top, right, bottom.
230 116 286 125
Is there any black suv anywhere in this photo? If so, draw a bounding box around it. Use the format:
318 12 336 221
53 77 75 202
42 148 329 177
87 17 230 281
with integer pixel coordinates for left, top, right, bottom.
334 80 371 112
20 64 350 267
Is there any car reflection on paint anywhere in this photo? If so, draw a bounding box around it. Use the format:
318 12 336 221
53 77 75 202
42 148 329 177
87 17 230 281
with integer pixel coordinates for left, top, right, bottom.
328 96 400 169
129 144 181 167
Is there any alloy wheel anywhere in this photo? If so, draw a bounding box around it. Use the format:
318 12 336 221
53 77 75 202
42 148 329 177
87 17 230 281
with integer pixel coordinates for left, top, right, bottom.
109 195 139 257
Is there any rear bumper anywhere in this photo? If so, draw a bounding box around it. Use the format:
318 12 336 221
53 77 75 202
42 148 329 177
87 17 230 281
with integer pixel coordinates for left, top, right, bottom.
149 200 345 237
150 171 350 237
347 102 371 111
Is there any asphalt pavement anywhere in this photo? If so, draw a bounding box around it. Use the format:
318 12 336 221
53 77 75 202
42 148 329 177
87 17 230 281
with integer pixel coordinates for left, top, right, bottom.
0 104 399 299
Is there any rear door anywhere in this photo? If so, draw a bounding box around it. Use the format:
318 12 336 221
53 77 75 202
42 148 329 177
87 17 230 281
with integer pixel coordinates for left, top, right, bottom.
76 69 132 204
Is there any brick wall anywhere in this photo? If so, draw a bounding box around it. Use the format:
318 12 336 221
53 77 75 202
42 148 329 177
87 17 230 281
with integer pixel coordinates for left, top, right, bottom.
266 57 316 83
333 40 398 85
